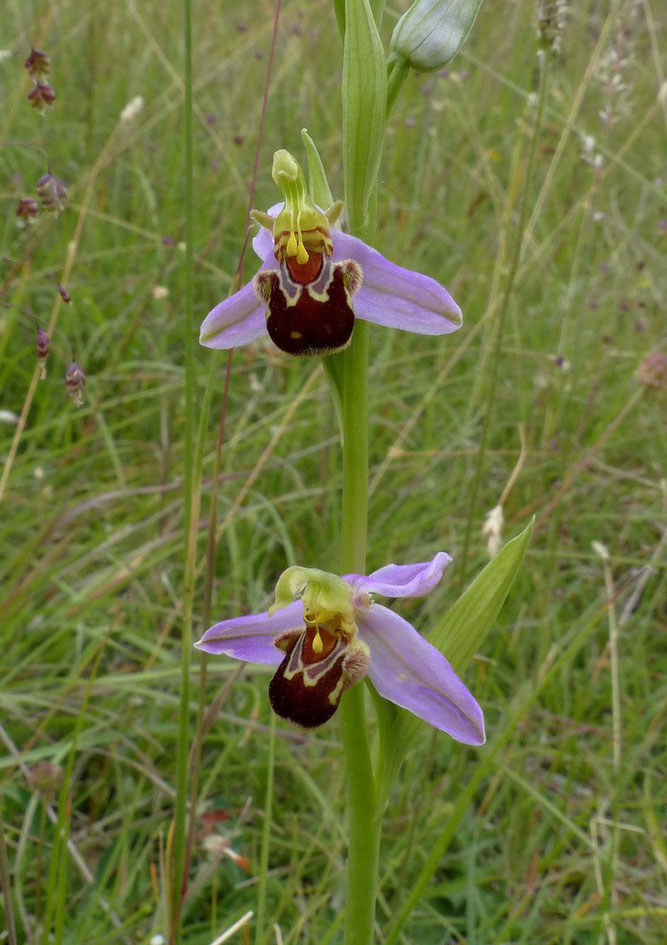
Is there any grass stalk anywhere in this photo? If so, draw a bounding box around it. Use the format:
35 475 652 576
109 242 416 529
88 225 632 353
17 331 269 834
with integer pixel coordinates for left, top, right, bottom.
458 47 550 589
170 0 196 939
0 804 17 945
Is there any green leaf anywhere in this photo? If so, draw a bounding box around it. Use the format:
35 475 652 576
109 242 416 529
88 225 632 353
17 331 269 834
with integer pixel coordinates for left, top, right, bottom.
375 518 534 806
334 0 386 36
333 0 345 36
430 516 534 676
301 128 334 208
342 0 387 238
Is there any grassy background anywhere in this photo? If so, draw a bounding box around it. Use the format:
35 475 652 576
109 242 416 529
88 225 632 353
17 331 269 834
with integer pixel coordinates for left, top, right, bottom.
1 0 665 942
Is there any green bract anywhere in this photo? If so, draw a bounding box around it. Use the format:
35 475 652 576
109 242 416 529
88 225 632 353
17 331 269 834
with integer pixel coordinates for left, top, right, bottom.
429 516 534 674
390 0 485 73
375 518 534 806
342 0 387 236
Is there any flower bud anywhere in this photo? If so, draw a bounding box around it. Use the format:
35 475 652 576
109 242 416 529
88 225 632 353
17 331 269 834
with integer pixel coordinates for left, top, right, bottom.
36 173 67 215
390 0 485 73
16 197 39 227
58 284 72 304
27 81 56 112
25 48 51 80
65 361 86 405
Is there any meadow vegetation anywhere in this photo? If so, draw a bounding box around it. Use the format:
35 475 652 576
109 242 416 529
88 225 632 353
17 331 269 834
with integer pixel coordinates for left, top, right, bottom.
0 0 664 942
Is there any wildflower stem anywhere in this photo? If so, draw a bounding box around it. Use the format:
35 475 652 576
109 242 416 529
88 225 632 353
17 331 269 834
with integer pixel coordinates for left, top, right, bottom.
337 0 387 936
338 106 383 945
386 53 409 115
340 322 369 574
171 0 196 939
255 710 276 945
338 322 382 945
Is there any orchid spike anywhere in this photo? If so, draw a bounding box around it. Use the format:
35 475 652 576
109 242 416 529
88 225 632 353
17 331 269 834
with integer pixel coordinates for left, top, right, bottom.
195 553 485 745
200 150 462 357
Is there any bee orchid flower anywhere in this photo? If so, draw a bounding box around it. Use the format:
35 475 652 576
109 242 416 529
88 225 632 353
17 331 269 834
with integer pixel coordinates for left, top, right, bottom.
195 552 485 745
200 150 462 357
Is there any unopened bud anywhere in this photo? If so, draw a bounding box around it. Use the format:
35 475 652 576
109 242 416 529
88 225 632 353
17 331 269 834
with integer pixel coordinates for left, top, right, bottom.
27 81 56 112
36 173 67 215
65 361 86 405
37 328 49 378
390 0 484 73
16 197 39 227
25 48 51 79
58 284 72 304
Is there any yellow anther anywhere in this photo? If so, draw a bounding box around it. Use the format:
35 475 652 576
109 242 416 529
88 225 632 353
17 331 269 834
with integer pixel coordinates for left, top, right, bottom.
312 627 323 654
286 233 298 257
296 241 309 264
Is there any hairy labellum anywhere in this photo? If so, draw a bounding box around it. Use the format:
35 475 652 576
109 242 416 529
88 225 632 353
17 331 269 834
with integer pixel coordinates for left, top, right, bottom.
269 624 369 728
254 255 362 357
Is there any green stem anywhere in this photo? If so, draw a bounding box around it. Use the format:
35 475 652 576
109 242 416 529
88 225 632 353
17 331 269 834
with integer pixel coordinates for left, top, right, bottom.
171 0 195 940
340 321 369 574
386 53 409 116
338 322 382 945
339 683 380 945
255 710 276 945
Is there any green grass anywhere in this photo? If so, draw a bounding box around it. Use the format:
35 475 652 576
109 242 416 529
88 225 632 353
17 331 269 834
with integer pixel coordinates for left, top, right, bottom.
1 0 665 943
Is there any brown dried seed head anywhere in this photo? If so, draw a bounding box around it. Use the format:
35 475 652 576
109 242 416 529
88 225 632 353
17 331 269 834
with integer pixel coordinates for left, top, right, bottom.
65 361 86 404
16 197 39 226
25 48 51 79
37 328 49 359
37 328 49 379
29 760 64 794
36 173 67 215
27 81 56 111
635 351 667 391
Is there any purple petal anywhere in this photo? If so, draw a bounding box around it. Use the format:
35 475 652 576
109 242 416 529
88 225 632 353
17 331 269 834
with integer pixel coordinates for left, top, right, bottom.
358 604 485 744
332 232 462 334
346 552 452 599
194 600 305 666
199 254 276 350
251 202 283 261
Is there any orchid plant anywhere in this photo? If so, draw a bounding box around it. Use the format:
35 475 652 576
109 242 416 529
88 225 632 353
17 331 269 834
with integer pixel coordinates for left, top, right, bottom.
175 1 531 943
200 151 462 355
196 554 485 744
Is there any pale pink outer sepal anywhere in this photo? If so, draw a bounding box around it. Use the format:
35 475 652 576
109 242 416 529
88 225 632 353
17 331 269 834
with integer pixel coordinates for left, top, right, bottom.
359 604 485 745
195 600 304 665
201 204 462 349
346 552 452 599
